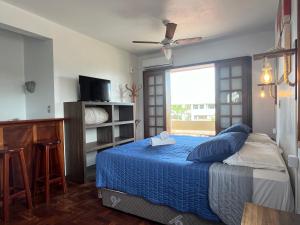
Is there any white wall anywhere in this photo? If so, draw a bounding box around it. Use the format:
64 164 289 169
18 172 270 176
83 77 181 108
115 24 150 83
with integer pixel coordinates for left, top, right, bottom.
136 29 276 139
0 28 26 120
0 1 138 118
276 0 299 213
24 37 55 119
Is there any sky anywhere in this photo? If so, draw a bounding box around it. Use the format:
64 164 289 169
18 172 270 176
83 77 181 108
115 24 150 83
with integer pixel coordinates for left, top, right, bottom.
170 66 215 104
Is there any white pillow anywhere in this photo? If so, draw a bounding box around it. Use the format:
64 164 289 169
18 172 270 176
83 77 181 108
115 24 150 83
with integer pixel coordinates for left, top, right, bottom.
246 133 283 154
247 133 273 143
223 142 286 171
85 107 109 124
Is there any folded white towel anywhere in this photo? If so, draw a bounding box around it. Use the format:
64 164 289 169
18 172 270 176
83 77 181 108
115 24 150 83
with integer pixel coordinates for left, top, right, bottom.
150 137 176 146
160 131 170 140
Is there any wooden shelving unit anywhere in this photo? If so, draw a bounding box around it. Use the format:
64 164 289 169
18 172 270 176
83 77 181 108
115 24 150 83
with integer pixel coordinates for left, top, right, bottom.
64 101 135 183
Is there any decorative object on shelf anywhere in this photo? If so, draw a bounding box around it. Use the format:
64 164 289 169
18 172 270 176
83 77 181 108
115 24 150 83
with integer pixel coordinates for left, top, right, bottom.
125 83 142 103
118 84 127 103
24 81 36 93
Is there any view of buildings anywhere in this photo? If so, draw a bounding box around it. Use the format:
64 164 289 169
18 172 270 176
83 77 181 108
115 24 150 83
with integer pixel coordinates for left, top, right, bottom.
171 103 215 121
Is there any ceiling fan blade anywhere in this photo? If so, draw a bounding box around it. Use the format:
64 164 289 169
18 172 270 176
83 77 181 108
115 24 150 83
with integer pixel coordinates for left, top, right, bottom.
165 23 177 39
174 37 203 45
132 41 161 44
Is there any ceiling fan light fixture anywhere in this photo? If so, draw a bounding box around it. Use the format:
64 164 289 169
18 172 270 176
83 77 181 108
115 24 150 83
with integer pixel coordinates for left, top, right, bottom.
162 47 172 60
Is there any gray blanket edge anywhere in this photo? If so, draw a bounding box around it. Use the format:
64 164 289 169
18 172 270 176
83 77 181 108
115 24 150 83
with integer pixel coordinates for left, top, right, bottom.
209 163 253 225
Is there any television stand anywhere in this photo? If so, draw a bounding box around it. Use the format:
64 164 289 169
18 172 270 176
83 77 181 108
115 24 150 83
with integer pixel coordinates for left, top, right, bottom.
64 101 134 183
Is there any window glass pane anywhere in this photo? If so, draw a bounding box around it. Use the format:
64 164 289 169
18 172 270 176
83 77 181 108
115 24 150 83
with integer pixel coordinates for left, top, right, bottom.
149 127 155 136
149 117 155 126
156 127 164 134
148 76 155 85
232 65 242 77
220 117 230 128
231 91 242 103
220 67 230 78
156 106 163 116
156 96 164 105
220 105 230 116
220 92 231 103
155 75 163 85
149 107 155 116
149 96 155 105
231 78 242 90
232 105 242 116
220 79 230 90
232 117 242 124
156 85 163 95
148 86 154 95
156 117 164 126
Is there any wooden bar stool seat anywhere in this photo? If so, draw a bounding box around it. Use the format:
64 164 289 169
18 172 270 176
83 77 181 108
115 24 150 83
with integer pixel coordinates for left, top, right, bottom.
33 139 67 204
0 146 33 222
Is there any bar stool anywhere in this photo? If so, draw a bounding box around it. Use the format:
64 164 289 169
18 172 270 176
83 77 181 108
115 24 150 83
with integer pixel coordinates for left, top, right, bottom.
0 146 33 222
33 140 67 204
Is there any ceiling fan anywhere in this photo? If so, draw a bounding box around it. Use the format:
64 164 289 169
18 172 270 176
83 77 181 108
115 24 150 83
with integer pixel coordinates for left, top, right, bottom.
132 20 203 60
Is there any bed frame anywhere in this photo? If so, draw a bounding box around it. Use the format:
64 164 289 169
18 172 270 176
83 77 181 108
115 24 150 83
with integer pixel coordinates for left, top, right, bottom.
98 188 223 225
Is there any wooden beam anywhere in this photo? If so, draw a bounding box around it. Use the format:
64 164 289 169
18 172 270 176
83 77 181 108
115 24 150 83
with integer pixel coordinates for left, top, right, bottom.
253 48 297 60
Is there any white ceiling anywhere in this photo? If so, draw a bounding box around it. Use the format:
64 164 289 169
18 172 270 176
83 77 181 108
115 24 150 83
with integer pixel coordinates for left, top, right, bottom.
2 0 277 55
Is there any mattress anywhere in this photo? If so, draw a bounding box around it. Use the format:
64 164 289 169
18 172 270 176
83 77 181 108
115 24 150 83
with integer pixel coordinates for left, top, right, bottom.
96 135 220 222
253 169 294 211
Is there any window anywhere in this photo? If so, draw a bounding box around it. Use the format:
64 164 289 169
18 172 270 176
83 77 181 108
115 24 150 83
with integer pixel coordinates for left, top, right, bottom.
193 104 198 109
207 104 215 109
199 104 204 109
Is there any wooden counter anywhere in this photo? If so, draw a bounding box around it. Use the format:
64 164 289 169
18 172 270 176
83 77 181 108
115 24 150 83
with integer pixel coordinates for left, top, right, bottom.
0 118 65 190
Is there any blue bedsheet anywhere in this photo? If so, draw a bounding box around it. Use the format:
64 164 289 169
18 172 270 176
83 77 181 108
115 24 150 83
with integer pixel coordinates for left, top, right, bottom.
96 135 219 222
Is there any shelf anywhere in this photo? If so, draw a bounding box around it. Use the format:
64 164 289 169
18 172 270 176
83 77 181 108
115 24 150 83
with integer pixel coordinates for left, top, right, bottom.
115 137 135 145
85 122 113 129
114 120 134 125
85 141 113 152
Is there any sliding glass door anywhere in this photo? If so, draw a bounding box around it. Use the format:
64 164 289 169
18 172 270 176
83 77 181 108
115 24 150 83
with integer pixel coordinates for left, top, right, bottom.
143 57 252 137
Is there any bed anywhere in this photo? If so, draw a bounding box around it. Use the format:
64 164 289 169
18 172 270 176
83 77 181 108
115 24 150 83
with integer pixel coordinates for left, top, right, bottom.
96 135 294 225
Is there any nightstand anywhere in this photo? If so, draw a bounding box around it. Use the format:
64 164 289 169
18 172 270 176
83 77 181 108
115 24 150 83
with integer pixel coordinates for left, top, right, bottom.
241 202 300 225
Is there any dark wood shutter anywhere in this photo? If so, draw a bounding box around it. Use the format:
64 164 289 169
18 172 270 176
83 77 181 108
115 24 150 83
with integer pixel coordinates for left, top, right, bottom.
143 69 167 138
215 57 252 133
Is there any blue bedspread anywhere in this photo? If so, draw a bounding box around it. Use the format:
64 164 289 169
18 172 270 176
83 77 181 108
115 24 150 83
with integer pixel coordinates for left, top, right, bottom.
96 135 219 222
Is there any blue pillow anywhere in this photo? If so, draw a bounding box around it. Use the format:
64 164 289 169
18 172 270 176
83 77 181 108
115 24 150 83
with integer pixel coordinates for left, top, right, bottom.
187 132 248 162
218 123 252 135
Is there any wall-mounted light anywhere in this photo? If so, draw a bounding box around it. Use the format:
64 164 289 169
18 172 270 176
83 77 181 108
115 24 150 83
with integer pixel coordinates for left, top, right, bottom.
258 83 276 102
254 46 296 87
260 86 266 98
260 58 273 84
24 81 36 93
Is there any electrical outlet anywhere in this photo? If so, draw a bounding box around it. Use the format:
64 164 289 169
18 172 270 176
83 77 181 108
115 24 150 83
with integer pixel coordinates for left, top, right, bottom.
272 128 277 134
47 105 51 113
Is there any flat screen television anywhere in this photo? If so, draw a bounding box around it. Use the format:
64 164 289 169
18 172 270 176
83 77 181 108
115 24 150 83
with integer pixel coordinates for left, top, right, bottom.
79 75 111 102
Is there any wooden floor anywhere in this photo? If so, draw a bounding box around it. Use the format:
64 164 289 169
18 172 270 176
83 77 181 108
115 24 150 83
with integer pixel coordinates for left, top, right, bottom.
2 182 158 225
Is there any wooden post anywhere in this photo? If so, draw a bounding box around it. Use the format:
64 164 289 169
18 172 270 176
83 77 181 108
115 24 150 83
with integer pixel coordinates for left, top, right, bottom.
58 120 67 193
